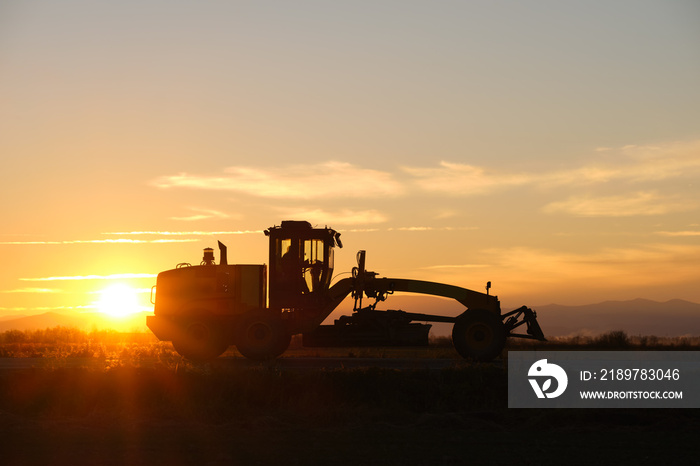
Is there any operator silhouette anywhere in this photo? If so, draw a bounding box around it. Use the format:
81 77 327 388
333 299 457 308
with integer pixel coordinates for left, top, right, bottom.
280 245 309 296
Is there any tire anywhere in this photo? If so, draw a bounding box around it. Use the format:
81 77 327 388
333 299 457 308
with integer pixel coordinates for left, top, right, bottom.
172 318 229 362
452 309 506 362
236 312 291 361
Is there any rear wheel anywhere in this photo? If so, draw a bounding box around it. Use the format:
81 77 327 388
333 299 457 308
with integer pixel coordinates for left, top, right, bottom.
236 312 291 361
452 309 506 362
172 318 228 362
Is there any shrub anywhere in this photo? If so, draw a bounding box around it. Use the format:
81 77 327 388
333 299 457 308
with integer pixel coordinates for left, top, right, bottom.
594 330 629 348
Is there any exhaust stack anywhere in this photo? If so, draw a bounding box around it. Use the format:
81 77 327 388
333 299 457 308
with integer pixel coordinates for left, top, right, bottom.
218 241 228 266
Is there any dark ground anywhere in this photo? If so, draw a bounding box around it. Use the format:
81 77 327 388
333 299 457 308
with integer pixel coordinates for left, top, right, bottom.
1 363 698 465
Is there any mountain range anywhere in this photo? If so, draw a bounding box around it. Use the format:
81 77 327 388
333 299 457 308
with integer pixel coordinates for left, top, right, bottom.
533 298 700 337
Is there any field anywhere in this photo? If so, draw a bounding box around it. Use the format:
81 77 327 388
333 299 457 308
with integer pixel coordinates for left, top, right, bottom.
1 328 699 465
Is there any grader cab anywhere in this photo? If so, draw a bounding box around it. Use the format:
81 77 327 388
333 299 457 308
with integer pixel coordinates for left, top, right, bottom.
147 220 545 361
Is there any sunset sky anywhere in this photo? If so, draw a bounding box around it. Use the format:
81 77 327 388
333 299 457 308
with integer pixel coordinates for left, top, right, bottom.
1 1 699 325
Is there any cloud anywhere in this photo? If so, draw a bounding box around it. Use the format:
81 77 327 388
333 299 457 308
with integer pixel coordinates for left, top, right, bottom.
145 141 699 225
421 264 487 270
433 209 461 220
542 192 696 217
388 226 478 232
0 230 258 246
484 244 700 274
105 230 258 236
655 231 700 237
86 288 153 294
0 239 198 245
394 226 433 231
280 208 388 225
152 161 404 199
20 273 157 281
0 305 94 312
601 141 700 183
0 288 61 293
403 162 531 195
469 243 700 303
402 140 700 195
171 207 235 222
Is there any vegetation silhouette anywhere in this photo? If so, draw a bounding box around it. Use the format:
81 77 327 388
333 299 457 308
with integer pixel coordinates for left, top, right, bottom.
0 326 698 364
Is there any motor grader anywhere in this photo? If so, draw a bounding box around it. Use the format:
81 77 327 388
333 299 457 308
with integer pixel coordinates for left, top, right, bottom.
146 220 545 361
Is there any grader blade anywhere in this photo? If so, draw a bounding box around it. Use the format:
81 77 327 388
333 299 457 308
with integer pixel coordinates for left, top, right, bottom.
302 308 433 347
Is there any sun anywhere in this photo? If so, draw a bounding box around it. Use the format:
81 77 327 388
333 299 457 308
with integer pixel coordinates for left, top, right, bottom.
96 283 142 317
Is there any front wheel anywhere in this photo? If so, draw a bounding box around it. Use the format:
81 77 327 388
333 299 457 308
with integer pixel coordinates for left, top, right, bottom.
452 309 506 362
172 318 229 362
236 312 291 361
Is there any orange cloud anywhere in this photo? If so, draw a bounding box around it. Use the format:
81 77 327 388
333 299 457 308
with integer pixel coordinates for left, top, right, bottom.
20 273 157 281
170 207 236 222
0 239 197 245
402 140 700 195
0 288 61 293
542 192 696 217
152 161 404 199
655 231 700 237
280 208 388 225
105 230 257 235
